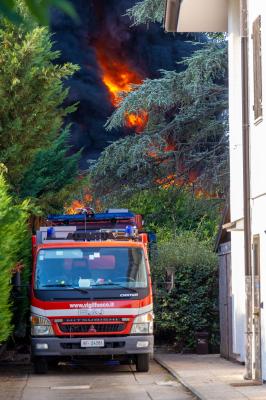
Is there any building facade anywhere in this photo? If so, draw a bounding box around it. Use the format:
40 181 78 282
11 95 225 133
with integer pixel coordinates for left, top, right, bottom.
165 0 266 381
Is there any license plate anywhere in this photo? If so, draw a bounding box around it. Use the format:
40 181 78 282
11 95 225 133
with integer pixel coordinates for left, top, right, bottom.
81 339 104 348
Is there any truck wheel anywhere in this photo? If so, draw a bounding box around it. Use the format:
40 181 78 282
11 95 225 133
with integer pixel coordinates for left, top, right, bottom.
136 354 150 372
33 357 48 374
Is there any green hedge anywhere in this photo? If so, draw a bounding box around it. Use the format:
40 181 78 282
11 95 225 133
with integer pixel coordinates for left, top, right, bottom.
0 171 31 343
153 232 219 350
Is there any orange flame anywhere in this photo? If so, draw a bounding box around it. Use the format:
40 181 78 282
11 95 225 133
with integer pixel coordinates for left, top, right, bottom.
156 171 219 198
95 44 148 132
156 175 184 189
125 111 149 133
65 194 93 215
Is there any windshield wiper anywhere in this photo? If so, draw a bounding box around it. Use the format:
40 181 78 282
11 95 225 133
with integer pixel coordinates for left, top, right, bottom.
41 284 73 288
72 286 90 293
91 282 138 293
40 284 89 293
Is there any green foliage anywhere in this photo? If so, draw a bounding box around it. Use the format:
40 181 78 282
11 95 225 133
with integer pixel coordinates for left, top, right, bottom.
0 0 77 26
91 41 228 197
126 0 166 26
154 232 219 350
115 186 221 242
90 134 160 198
0 172 31 343
20 128 81 212
0 18 81 210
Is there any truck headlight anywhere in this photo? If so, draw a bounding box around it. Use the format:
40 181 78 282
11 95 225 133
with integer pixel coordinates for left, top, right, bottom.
131 312 154 334
31 315 54 336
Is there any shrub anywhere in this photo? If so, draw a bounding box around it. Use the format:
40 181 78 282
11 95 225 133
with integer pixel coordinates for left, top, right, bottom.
153 232 219 350
0 171 31 343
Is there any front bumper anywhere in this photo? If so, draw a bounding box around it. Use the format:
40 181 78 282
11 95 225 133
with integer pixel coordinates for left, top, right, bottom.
31 335 154 357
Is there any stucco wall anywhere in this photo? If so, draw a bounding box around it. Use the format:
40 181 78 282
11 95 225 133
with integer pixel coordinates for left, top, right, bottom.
229 0 266 375
228 0 246 362
248 0 266 379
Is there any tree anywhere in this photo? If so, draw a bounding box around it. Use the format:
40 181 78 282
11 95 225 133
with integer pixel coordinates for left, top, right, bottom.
0 0 77 26
126 0 166 26
20 128 81 212
91 41 228 198
0 16 81 210
90 0 228 199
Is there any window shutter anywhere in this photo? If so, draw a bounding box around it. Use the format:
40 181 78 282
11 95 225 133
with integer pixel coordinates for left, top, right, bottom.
253 15 263 121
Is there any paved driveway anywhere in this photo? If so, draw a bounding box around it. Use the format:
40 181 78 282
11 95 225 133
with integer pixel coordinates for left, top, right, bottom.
0 359 194 400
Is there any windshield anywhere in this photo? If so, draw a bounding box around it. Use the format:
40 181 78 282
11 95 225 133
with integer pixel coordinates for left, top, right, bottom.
35 247 148 290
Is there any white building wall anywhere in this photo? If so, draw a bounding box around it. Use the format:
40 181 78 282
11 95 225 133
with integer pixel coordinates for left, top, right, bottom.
228 0 246 361
228 0 266 376
248 0 266 380
228 0 243 221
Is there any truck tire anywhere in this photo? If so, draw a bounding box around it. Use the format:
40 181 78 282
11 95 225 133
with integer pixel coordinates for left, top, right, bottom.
33 357 48 374
136 354 150 372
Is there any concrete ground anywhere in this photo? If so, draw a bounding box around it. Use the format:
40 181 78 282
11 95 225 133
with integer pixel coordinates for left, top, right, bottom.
155 353 266 400
0 359 195 400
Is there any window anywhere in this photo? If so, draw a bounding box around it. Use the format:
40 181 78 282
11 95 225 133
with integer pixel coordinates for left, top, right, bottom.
253 15 263 122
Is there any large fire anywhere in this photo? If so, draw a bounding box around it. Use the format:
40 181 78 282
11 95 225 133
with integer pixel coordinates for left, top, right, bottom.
93 43 214 197
96 45 148 132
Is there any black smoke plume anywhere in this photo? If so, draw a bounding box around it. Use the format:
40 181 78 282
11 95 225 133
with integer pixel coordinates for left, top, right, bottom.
51 0 197 168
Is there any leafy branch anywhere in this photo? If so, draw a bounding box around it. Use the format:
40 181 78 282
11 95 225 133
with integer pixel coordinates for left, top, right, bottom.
0 0 78 25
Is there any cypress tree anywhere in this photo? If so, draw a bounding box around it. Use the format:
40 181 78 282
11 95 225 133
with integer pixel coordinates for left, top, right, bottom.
0 13 81 211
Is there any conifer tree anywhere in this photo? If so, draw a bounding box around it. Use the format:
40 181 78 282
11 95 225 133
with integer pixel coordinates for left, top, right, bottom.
126 0 166 26
20 129 81 212
90 0 228 199
91 41 228 198
0 14 81 211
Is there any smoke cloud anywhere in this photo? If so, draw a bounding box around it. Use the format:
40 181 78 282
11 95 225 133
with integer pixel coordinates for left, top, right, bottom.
51 0 197 168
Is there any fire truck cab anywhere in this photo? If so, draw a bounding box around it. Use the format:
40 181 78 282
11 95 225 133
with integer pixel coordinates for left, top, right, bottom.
30 209 154 373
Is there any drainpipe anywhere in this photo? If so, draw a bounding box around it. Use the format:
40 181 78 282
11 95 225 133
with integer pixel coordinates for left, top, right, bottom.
241 0 253 380
164 0 182 32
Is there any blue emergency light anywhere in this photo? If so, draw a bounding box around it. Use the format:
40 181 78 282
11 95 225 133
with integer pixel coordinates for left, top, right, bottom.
47 211 135 223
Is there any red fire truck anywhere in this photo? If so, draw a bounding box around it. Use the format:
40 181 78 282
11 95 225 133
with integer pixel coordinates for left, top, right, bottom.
30 209 154 373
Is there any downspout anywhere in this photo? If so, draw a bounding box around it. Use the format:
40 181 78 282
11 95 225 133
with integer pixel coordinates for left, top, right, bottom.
164 0 182 32
241 0 253 380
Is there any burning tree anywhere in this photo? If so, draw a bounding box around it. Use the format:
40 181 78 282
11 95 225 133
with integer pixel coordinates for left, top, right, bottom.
90 0 228 200
90 40 228 198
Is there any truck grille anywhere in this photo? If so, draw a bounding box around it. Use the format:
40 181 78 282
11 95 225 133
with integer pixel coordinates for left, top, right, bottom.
58 318 126 334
